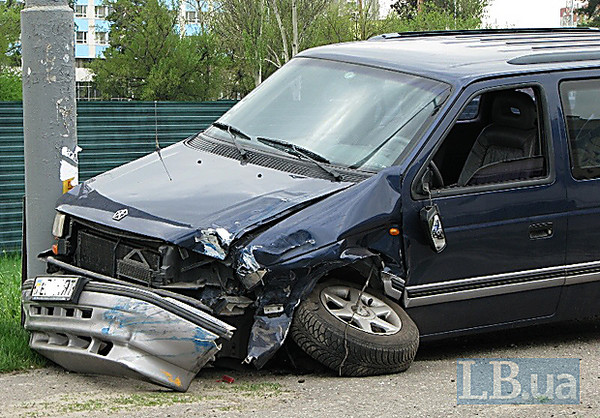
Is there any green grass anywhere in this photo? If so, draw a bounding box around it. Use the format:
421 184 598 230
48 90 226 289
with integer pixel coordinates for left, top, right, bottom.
0 255 46 372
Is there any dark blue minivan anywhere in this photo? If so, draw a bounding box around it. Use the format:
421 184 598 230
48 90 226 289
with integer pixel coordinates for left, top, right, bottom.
22 28 600 390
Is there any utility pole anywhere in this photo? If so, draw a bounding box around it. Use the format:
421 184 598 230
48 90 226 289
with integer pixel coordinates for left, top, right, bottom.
21 0 78 277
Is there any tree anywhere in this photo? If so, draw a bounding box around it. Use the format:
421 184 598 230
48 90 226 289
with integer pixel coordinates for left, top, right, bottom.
180 0 215 32
0 69 21 101
309 0 484 48
308 2 356 45
0 0 22 68
0 0 22 101
351 0 387 41
391 0 488 29
430 0 487 22
579 1 600 27
392 0 421 20
214 0 331 94
309 0 394 45
213 0 271 92
268 0 330 64
91 0 225 100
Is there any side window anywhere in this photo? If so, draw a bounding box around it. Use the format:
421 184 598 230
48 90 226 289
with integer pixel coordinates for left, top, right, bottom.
430 87 548 189
559 79 600 180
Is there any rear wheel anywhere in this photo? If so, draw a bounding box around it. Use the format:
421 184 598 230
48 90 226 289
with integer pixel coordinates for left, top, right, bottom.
290 280 419 376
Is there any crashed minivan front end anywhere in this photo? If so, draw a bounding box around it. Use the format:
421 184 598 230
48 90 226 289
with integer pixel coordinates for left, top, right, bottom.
22 55 450 389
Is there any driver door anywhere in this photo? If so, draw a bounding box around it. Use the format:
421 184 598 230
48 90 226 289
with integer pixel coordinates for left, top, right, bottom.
400 80 568 337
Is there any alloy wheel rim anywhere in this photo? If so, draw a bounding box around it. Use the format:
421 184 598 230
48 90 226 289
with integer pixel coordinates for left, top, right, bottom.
320 285 402 335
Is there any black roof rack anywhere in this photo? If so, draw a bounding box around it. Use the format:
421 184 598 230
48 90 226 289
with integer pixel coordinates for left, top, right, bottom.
372 27 600 40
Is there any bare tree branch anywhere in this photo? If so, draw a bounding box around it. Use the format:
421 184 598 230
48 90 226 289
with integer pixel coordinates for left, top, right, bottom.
270 0 290 62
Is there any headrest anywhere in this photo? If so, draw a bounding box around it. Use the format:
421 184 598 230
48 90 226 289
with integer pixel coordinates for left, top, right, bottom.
491 91 536 130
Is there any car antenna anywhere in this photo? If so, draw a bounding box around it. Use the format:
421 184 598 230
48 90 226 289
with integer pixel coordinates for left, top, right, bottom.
154 100 172 181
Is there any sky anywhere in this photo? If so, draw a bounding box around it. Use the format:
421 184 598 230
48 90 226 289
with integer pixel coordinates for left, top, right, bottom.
483 0 572 28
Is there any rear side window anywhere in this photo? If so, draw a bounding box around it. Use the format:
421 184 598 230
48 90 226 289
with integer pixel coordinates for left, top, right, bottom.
560 79 600 179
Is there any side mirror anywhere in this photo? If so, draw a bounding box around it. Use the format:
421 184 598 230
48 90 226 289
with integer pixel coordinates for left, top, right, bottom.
420 204 446 253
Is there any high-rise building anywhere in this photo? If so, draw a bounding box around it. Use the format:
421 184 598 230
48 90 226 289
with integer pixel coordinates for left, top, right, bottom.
74 0 110 60
73 0 202 99
74 0 110 98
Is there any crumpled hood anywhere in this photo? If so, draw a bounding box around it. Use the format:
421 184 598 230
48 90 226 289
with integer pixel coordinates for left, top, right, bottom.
57 141 351 257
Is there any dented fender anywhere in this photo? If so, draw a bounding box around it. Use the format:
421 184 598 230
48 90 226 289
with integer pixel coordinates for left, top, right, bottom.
233 167 408 367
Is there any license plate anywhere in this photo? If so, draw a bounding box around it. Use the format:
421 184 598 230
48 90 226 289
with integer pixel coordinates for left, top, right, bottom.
31 276 83 302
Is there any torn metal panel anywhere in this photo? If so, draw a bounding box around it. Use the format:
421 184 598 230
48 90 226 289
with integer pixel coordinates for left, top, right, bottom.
235 166 407 367
194 227 233 260
236 246 267 289
242 242 379 368
22 279 234 392
240 168 404 269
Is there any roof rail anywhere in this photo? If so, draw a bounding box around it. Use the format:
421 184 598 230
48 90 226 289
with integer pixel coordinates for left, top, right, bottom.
509 51 600 65
371 27 600 40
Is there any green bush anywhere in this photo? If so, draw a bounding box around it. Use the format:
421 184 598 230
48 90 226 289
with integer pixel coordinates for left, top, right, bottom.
0 70 22 101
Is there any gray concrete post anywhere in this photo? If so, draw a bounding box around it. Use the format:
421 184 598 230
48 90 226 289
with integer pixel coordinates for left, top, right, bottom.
21 0 77 277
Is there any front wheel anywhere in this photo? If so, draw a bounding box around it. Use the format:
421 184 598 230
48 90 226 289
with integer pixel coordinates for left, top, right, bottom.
290 280 419 376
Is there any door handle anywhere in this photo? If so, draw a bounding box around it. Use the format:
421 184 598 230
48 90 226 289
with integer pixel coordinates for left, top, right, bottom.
529 222 553 240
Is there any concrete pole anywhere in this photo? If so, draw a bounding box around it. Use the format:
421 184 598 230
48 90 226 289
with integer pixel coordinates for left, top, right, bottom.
21 0 77 277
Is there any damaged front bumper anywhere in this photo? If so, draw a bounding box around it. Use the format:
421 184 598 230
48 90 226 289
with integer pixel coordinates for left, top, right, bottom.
21 277 235 391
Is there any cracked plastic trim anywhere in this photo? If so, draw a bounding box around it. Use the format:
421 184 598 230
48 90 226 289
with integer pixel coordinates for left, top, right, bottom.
22 278 235 391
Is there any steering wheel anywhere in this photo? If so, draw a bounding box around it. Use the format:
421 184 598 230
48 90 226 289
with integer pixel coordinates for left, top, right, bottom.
429 160 444 189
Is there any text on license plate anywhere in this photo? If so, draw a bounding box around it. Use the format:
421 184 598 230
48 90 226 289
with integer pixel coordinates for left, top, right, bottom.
31 276 81 301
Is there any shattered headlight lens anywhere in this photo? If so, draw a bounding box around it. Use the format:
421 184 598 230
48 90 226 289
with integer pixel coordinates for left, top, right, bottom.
52 213 67 238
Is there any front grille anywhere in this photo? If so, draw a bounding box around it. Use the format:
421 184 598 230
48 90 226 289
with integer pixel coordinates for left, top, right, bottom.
75 227 161 285
77 231 115 276
117 258 154 284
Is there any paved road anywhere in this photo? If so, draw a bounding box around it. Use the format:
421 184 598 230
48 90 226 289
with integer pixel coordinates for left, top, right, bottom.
2 317 599 417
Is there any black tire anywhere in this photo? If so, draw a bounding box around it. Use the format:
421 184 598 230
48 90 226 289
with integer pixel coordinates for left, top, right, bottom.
290 280 419 377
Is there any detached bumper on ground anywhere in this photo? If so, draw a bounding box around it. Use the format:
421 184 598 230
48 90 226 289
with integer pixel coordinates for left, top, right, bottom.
21 278 235 391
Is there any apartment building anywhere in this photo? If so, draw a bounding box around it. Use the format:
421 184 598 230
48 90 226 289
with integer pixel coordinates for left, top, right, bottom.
73 0 201 99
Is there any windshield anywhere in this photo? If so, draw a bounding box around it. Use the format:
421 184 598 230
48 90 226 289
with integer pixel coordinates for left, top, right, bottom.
206 58 451 171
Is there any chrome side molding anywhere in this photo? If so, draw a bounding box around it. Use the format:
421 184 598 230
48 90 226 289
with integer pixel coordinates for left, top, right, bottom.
403 261 600 308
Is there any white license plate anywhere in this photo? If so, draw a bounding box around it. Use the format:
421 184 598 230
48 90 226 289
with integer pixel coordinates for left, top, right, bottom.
31 276 82 302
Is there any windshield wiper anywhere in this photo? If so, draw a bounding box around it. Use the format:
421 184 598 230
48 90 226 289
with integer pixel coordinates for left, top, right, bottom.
212 122 251 160
257 136 342 182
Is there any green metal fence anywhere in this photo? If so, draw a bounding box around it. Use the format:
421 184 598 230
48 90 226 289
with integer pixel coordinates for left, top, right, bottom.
0 100 236 253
